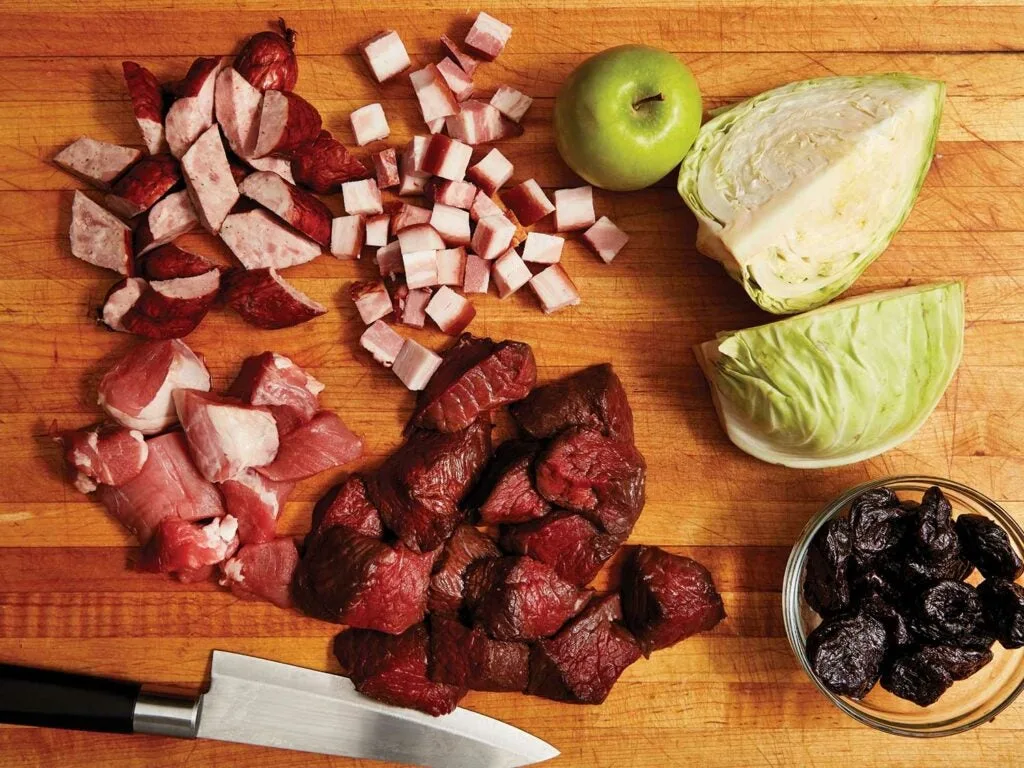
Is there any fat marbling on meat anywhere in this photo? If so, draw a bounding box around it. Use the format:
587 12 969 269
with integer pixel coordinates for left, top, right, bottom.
139 515 239 583
219 469 295 545
59 423 148 494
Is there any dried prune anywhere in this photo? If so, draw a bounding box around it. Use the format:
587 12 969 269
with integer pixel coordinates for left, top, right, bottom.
803 519 852 617
978 578 1024 649
919 645 993 681
806 612 887 700
859 590 913 650
910 486 960 561
850 564 903 604
881 648 954 706
900 551 974 590
955 514 1024 581
850 488 908 557
910 580 991 649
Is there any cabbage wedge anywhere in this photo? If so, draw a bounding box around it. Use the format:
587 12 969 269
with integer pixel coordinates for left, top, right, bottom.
695 282 964 468
679 75 944 314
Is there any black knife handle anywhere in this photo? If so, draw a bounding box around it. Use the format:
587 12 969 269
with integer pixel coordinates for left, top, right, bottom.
0 663 141 734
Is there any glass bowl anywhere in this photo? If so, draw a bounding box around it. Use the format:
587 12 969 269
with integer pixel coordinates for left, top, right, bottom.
782 476 1024 737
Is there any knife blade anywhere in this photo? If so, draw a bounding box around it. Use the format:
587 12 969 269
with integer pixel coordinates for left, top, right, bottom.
0 651 559 768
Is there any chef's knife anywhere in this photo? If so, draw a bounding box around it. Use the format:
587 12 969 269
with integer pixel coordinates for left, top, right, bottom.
0 651 559 767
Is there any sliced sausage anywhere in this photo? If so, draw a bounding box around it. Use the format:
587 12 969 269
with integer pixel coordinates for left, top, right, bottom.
238 171 331 247
220 208 321 270
222 267 326 329
105 154 181 219
122 61 168 154
180 125 240 234
70 192 133 274
252 90 322 158
164 57 223 158
53 137 141 189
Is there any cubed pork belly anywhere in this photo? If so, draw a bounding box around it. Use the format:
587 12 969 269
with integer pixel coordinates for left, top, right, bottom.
295 526 434 633
219 469 295 545
98 339 211 434
70 192 133 275
372 148 400 189
425 287 475 336
440 34 480 76
502 180 554 227
364 214 390 247
582 216 629 263
376 241 404 278
521 232 564 265
403 251 440 291
350 103 390 146
463 12 512 61
492 249 532 299
359 30 412 83
528 594 641 704
554 186 596 232
409 65 459 126
394 288 432 330
59 423 148 494
436 247 468 286
430 616 530 692
432 180 478 210
422 135 472 182
54 137 141 189
510 363 634 443
220 537 299 609
445 100 517 146
489 85 532 123
466 149 513 196
330 215 364 259
463 254 490 294
428 524 501 617
140 515 239 583
621 546 725 656
429 205 471 246
334 624 466 716
530 264 580 314
350 280 393 325
228 352 325 433
471 215 515 260
309 475 383 540
436 58 474 102
466 556 593 641
342 179 383 216
469 439 550 525
360 320 405 368
500 511 621 586
391 202 433 233
409 333 536 433
367 419 492 552
469 189 503 222
256 410 362 482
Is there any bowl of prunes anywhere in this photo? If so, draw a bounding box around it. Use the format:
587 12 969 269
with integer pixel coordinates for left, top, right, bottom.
783 477 1024 736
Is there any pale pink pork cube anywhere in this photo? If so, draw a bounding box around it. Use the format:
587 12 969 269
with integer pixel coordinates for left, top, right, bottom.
426 286 476 335
398 223 445 254
410 64 459 125
554 186 596 232
360 319 405 367
422 134 472 181
430 204 471 246
436 247 467 286
350 280 393 324
466 148 513 195
502 179 554 226
342 179 383 215
471 215 516 260
373 148 400 189
376 241 404 277
392 339 443 390
492 249 532 298
530 263 580 313
331 215 364 259
582 216 629 263
432 180 478 209
403 250 439 289
395 286 432 328
436 58 474 102
470 189 504 222
350 103 390 146
490 85 532 123
521 232 564 264
360 31 411 83
365 214 390 247
464 12 512 61
463 253 490 294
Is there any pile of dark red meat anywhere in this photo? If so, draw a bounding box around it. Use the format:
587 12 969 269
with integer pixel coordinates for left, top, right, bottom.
59 339 362 605
292 333 725 715
804 485 1024 706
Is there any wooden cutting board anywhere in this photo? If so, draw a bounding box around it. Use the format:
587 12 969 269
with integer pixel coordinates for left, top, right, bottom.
2 1 1023 765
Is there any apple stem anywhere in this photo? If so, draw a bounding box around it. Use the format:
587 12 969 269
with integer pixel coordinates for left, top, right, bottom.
633 93 664 110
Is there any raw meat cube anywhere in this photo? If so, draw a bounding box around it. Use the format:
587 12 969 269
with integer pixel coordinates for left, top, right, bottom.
140 515 239 583
392 204 433 233
471 215 515 260
372 147 400 189
331 215 364 259
502 179 554 226
364 214 390 247
445 100 509 146
554 186 596 232
492 249 532 298
464 12 512 61
490 85 532 123
466 148 513 195
396 286 432 328
360 319 405 368
426 286 476 335
521 232 565 264
429 525 500 616
430 616 530 692
219 469 295 545
530 263 581 313
309 475 383 540
350 103 390 146
228 351 324 432
427 118 446 134
376 240 404 277
342 179 383 215
582 216 629 263
391 339 443 391
350 280 393 325
59 424 148 494
359 30 411 83
436 247 467 286
220 537 299 609
398 223 445 254
410 64 459 125
256 411 363 482
403 250 439 289
500 511 620 586
429 204 471 246
436 58 474 102
463 253 490 294
440 34 480 76
471 440 550 525
469 189 504 222
422 134 472 181
432 180 478 209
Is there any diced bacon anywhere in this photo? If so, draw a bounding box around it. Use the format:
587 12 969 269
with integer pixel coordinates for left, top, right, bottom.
445 100 502 145
256 411 363 482
238 169 331 245
436 247 467 286
463 253 490 294
106 154 181 219
253 90 323 158
214 67 263 158
554 186 596 232
494 195 529 247
426 286 476 335
503 179 554 226
493 249 533 298
429 204 471 246
466 148 513 196
399 170 428 196
331 215 364 259
342 178 383 215
140 515 239 583
54 137 140 190
173 389 279 483
112 269 221 340
245 155 296 184
95 431 224 544
59 424 149 492
350 103 390 146
360 319 406 367
222 268 327 330
122 61 167 154
364 214 390 247
410 64 459 125
582 216 629 263
165 57 223 158
427 118 446 134
432 180 478 209
350 280 393 324
220 538 300 608
181 124 239 234
376 241 404 277
422 134 472 182
403 250 439 289
392 203 432 233
436 58 474 102
97 339 211 434
440 34 480 77
220 470 296 545
398 223 445 254
470 189 504 222
490 85 533 123
69 192 133 274
372 148 400 189
530 263 581 313
135 190 199 256
464 12 512 61
399 136 431 195
471 214 515 260
290 130 367 193
522 232 565 264
220 208 322 270
359 30 411 83
395 286 432 328
392 339 443 391
228 351 325 431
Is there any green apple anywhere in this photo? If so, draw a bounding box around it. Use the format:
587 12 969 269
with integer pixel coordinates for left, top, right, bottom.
554 45 702 191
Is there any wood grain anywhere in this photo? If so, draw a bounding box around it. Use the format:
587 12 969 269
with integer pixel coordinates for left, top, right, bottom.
2 0 1024 766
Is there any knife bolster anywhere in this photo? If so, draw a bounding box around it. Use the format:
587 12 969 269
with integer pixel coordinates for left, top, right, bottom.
133 692 201 739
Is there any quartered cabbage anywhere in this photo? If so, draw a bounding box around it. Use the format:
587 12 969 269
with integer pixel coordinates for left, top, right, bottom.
695 282 964 468
679 75 944 314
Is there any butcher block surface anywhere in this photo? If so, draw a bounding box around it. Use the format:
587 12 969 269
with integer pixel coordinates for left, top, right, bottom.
3 0 1024 765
